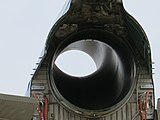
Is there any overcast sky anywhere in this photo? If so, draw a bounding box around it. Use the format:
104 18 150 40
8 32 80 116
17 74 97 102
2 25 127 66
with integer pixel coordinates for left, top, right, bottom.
0 0 159 104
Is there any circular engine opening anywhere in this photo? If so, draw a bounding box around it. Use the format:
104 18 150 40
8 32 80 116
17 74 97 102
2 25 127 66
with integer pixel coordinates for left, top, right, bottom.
49 30 136 113
55 50 97 77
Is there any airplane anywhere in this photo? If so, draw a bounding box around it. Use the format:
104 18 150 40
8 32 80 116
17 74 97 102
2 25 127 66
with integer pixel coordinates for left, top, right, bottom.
0 0 159 120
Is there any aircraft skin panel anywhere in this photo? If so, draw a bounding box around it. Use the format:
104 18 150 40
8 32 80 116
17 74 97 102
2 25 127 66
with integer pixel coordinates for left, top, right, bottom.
158 99 160 120
0 93 37 120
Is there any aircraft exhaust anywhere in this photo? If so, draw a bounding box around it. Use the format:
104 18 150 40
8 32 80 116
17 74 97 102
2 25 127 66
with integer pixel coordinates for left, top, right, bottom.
49 29 136 111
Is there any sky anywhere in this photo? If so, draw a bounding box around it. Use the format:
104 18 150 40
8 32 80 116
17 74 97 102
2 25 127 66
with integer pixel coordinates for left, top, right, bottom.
0 0 159 104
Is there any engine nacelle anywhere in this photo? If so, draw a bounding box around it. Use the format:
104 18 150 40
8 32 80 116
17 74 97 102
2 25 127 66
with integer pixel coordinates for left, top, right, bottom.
30 0 155 119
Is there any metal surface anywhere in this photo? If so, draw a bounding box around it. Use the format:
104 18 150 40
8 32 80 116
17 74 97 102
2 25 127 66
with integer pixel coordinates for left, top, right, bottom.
158 98 160 120
30 0 155 119
0 93 37 120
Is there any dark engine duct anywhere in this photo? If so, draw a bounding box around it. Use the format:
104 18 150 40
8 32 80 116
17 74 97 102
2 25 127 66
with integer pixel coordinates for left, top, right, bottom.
49 29 136 111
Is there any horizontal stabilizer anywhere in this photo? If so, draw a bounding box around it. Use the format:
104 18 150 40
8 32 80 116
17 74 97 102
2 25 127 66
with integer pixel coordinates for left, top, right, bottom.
0 93 37 120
